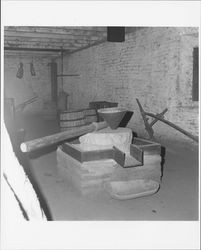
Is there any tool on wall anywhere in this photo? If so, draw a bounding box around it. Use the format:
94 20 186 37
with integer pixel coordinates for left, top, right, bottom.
16 60 36 78
16 62 24 79
136 98 198 143
30 60 36 76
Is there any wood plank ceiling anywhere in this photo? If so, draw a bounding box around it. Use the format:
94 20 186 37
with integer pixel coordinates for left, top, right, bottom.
4 26 108 58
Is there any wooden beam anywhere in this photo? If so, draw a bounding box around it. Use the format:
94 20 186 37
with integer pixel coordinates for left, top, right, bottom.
4 42 86 50
62 38 107 56
4 52 59 58
149 108 168 127
5 26 106 35
20 121 108 153
52 38 107 60
5 39 92 47
4 47 64 52
4 30 106 40
4 36 97 43
136 98 155 140
5 42 79 50
49 61 58 103
57 74 80 77
5 54 60 60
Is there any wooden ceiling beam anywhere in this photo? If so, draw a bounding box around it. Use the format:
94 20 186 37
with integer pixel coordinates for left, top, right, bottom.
4 43 90 50
53 38 107 60
68 38 107 54
4 42 89 50
4 51 60 55
38 26 106 31
4 47 65 52
5 45 77 51
5 26 106 34
4 52 60 59
4 36 98 44
4 30 106 40
5 39 90 46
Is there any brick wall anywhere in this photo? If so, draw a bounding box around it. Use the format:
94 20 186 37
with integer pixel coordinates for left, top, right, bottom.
4 56 52 115
58 27 199 145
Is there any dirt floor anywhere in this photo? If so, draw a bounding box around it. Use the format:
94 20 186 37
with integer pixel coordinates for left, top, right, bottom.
12 114 199 221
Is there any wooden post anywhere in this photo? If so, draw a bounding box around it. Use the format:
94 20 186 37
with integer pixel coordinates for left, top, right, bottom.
49 60 58 104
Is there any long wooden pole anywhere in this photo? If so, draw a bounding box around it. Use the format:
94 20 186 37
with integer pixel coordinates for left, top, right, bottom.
21 121 108 153
145 112 198 143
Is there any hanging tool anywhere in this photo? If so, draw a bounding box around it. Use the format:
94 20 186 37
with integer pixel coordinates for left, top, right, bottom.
30 60 36 76
16 62 23 79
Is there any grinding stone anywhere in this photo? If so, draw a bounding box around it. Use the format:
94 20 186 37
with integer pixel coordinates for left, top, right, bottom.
79 127 132 154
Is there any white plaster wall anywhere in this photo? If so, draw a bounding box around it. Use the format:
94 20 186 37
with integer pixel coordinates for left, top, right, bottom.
57 27 199 145
4 56 52 115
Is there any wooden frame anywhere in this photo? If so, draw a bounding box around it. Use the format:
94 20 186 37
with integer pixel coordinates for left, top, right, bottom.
59 137 161 168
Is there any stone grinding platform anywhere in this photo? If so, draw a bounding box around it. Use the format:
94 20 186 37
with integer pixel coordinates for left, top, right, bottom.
57 127 163 195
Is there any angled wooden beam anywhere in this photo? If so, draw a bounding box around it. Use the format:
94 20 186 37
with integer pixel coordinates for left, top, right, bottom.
136 98 155 140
